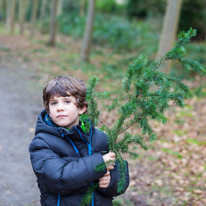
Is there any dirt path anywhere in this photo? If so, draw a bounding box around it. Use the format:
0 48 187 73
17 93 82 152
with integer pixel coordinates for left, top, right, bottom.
0 60 43 206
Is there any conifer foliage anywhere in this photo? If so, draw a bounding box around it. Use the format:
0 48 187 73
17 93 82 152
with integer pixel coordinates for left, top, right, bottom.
80 28 206 206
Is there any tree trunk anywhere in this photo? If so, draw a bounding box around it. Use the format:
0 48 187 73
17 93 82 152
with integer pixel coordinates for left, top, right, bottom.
10 0 15 35
30 0 38 38
19 0 28 35
40 0 47 19
6 0 11 32
0 0 3 20
57 0 62 16
80 0 95 61
1 0 7 22
48 0 58 46
156 0 183 73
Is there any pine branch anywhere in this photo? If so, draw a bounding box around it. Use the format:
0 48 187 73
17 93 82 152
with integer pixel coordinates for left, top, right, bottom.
82 28 206 203
119 116 142 135
80 182 99 206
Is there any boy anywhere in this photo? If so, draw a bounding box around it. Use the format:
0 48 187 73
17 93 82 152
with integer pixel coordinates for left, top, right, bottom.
29 75 129 206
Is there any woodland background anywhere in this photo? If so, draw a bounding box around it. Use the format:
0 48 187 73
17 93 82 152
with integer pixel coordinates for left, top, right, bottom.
0 0 206 205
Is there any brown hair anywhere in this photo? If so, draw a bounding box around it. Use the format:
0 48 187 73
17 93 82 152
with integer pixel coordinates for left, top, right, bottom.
43 75 88 113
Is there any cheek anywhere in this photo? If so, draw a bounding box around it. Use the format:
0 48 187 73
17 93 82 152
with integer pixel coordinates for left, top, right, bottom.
48 107 55 118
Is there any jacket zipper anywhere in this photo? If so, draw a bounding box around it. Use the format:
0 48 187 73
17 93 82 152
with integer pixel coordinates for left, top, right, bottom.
77 127 94 206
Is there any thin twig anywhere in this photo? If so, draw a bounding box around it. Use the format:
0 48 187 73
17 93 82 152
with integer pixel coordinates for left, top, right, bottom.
118 117 142 135
97 117 106 127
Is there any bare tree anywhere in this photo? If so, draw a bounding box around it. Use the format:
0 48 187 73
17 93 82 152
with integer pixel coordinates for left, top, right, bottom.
19 0 28 35
48 0 58 46
80 0 95 61
30 0 38 38
156 0 183 73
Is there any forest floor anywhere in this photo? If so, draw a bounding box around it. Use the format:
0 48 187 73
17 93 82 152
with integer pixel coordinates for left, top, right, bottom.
0 33 206 206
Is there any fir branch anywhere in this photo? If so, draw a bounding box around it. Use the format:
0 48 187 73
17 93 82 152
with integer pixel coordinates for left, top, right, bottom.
80 182 99 206
149 55 167 71
116 156 127 193
128 151 139 158
119 116 142 135
86 77 100 126
123 55 148 94
95 162 106 172
97 117 106 126
177 58 206 74
82 28 205 203
95 91 110 99
108 94 129 112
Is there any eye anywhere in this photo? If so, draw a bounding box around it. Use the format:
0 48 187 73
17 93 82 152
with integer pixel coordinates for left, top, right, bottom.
50 102 57 105
65 100 71 104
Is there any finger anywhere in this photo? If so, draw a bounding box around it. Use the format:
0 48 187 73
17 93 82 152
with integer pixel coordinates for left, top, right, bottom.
109 152 116 158
100 176 109 182
99 181 109 186
107 165 114 170
99 177 103 181
99 184 109 188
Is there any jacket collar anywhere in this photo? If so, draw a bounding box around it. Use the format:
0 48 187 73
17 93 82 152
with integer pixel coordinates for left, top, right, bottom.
42 111 92 143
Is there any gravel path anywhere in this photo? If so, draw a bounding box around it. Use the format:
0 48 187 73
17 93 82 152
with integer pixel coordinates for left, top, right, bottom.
0 60 43 206
0 58 149 206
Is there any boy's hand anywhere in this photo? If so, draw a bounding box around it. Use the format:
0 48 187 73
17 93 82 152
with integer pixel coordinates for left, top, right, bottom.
99 171 111 188
103 151 115 170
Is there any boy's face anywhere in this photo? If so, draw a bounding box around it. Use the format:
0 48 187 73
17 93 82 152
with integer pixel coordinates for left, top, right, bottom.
48 95 86 129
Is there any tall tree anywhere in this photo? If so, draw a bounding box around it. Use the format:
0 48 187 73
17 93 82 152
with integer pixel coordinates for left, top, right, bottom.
0 0 3 20
57 0 63 16
10 0 15 35
48 0 58 46
156 0 183 73
40 0 48 19
80 0 95 61
6 0 11 32
19 0 28 35
30 0 38 38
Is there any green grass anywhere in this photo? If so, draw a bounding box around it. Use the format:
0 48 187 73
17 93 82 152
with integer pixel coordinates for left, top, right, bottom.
178 111 194 118
173 130 187 136
113 197 134 206
161 148 183 159
174 118 185 124
186 139 206 146
0 47 11 52
193 86 206 98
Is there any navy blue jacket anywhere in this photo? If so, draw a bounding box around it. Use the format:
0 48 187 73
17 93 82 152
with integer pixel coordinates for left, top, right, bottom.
29 110 129 206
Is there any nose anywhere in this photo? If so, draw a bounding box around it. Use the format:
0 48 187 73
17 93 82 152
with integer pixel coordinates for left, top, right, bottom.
57 102 64 111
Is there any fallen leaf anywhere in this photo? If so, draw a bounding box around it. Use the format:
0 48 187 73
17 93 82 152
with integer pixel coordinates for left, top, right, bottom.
193 189 202 195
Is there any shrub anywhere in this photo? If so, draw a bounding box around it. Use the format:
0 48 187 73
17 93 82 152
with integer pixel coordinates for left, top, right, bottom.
58 13 160 53
126 0 167 19
96 0 117 13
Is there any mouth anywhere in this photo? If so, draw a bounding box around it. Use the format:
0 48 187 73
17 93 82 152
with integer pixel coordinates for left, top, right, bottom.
57 115 67 118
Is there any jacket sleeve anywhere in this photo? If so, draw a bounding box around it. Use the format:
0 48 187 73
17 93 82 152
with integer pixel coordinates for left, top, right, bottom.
29 137 107 194
97 160 130 197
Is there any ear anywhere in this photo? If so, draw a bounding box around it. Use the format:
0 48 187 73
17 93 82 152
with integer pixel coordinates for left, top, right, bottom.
78 105 87 115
